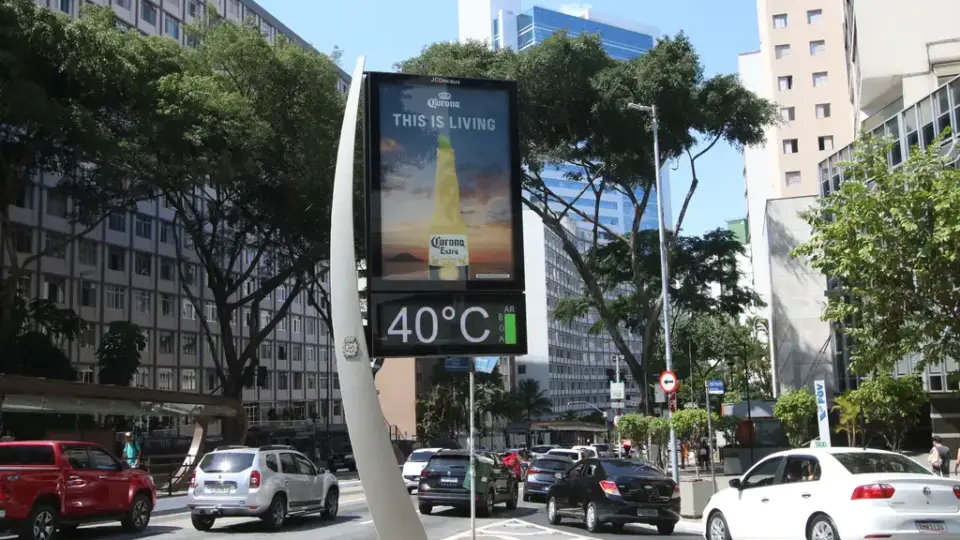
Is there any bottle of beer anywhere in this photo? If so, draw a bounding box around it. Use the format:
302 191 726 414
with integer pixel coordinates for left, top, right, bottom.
428 135 470 281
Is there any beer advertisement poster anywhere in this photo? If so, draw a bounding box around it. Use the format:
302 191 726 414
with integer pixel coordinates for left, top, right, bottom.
364 73 524 293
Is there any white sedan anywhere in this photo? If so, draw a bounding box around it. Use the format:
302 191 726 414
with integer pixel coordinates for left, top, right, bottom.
702 447 960 540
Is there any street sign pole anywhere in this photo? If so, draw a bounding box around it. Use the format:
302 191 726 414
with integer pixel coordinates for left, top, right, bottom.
469 358 476 540
705 381 716 490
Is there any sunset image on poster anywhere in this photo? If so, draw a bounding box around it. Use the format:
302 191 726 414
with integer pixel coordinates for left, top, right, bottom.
376 81 516 282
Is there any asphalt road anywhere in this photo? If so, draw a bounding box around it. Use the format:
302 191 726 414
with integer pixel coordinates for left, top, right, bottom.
37 489 703 540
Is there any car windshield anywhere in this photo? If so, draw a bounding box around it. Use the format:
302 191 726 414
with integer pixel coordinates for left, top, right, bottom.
408 451 435 463
199 452 256 473
532 459 571 471
833 452 931 475
427 456 469 471
601 460 663 476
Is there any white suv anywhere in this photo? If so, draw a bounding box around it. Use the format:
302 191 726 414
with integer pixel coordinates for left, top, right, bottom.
187 445 339 531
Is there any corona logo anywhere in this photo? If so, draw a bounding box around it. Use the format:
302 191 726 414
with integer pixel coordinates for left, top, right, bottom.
428 92 461 110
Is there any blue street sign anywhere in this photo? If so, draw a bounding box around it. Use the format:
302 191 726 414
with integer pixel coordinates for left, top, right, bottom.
474 357 499 374
444 357 472 372
707 379 725 395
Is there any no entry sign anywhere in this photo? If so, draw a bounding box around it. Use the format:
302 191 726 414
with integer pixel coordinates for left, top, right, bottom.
659 370 678 394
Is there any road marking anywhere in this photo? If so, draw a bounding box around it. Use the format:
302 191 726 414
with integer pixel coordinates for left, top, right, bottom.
438 518 601 540
356 520 373 525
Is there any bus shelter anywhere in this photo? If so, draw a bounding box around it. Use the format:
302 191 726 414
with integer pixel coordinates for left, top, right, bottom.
0 374 245 489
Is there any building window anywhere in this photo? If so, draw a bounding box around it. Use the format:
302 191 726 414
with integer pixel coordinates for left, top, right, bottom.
807 9 822 24
142 2 157 25
181 264 196 285
291 344 302 362
107 247 126 271
182 300 196 320
277 344 287 360
780 107 795 122
115 0 131 9
78 240 97 266
165 18 180 39
135 215 152 239
14 185 33 209
45 232 68 259
518 364 527 375
135 290 152 314
59 0 71 14
772 13 787 28
46 192 68 218
156 368 173 390
815 103 832 118
160 294 173 316
182 334 197 356
228 0 239 15
134 252 151 276
293 373 303 390
159 223 172 244
105 285 125 311
44 276 66 303
305 345 316 361
180 368 197 391
307 373 316 390
306 318 317 336
12 227 31 253
277 316 287 332
812 72 828 87
188 0 202 17
782 139 799 154
159 332 174 354
778 76 793 91
160 258 174 281
108 212 125 232
785 171 801 186
80 325 96 349
292 315 302 334
809 40 826 56
774 45 791 59
818 135 835 151
133 367 149 388
277 372 288 390
260 342 273 359
79 282 97 308
205 302 216 322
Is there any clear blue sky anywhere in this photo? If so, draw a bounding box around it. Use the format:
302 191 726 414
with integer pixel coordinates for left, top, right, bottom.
257 0 762 236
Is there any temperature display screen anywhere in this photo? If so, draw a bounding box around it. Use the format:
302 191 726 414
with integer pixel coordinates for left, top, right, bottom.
369 292 528 358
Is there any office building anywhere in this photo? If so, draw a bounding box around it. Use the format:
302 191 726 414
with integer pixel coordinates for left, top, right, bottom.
14 0 350 432
459 0 670 236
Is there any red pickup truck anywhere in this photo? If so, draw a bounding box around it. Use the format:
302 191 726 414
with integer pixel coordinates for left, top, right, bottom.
0 441 156 540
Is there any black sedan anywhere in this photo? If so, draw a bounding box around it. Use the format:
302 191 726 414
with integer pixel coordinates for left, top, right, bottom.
523 455 572 501
546 458 680 535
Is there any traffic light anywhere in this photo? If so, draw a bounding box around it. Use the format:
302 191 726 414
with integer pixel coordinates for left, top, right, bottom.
605 368 617 383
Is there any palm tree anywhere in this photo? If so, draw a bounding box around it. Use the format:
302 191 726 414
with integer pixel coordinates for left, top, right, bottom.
515 379 552 420
832 392 862 447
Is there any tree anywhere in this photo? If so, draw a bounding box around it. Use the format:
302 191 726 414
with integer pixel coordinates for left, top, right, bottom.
617 414 650 446
794 135 960 375
415 365 508 443
831 392 863 447
127 12 344 426
511 379 553 420
671 408 710 444
97 322 146 386
853 374 925 451
773 387 818 447
0 0 157 359
397 34 776 413
648 417 671 468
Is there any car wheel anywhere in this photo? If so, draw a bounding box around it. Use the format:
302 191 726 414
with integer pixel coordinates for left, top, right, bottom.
808 514 839 540
21 504 58 540
707 511 731 540
477 490 494 517
506 484 518 510
418 503 432 515
546 497 561 525
657 522 676 535
262 494 287 530
191 515 216 532
321 488 339 520
121 493 152 532
584 502 600 533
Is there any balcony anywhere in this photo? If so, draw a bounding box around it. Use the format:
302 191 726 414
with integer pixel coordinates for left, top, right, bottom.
820 75 960 197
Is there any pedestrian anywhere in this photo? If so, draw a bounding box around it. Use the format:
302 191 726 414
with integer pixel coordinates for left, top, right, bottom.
680 440 689 469
123 432 141 469
698 439 710 471
931 436 951 476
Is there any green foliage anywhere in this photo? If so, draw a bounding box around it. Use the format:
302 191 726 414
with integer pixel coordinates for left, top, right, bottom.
670 408 711 442
415 365 522 442
851 374 925 451
648 417 672 468
97 322 146 386
773 387 818 447
794 135 960 374
831 392 863 447
616 414 650 444
715 415 741 445
4 296 79 380
397 33 776 410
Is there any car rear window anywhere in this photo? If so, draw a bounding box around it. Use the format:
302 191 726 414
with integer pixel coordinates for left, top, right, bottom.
409 451 435 463
426 456 469 471
0 445 55 465
601 460 663 476
832 452 931 475
549 450 578 458
199 452 256 473
593 445 610 452
532 459 570 471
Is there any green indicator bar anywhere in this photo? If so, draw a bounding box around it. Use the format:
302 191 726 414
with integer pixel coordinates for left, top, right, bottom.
504 313 517 344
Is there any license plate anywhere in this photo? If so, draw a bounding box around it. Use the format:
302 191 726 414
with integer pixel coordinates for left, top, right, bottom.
206 487 229 494
917 521 947 533
440 478 458 484
637 509 658 517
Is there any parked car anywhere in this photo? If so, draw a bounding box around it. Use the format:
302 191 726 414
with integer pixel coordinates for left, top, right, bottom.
0 440 156 540
187 445 339 531
547 448 597 462
546 458 680 535
417 450 518 517
589 444 613 457
703 447 960 540
402 448 443 492
326 444 356 473
523 455 573 501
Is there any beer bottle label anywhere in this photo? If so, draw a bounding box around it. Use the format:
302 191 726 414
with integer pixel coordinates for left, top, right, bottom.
429 234 469 267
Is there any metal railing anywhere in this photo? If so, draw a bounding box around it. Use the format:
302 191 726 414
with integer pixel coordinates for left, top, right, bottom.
142 453 198 497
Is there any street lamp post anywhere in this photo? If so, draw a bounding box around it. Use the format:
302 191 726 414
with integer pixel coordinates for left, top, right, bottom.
626 102 679 483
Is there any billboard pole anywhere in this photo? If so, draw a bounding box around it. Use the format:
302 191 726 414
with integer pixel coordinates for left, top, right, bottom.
330 57 428 540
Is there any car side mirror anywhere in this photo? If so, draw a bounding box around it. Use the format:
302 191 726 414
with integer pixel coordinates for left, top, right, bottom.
728 478 741 489
317 468 326 475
